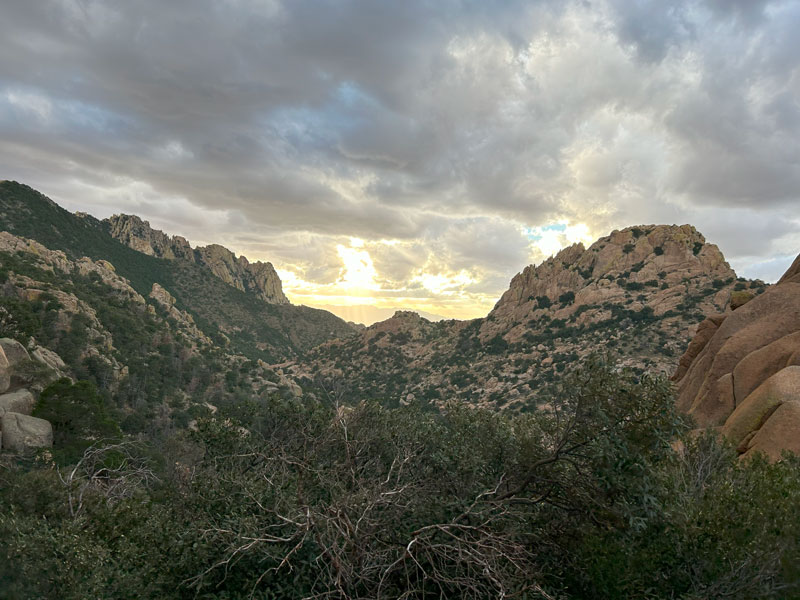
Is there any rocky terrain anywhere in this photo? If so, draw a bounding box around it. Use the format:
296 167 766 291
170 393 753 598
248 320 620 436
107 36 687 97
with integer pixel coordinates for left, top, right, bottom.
105 214 288 304
675 251 800 460
0 229 305 450
0 337 60 453
292 225 767 410
7 179 795 460
0 181 355 362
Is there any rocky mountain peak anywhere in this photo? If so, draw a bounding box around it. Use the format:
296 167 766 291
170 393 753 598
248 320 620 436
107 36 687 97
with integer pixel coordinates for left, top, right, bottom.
105 214 288 304
485 224 737 344
106 214 194 260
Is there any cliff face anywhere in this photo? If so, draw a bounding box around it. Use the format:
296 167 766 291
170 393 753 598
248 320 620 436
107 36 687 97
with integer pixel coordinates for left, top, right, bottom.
674 252 800 461
105 215 289 304
293 225 765 411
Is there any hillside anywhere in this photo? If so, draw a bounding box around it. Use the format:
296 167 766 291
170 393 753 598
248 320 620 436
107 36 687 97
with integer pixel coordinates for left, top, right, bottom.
292 224 767 409
0 181 355 361
0 230 305 442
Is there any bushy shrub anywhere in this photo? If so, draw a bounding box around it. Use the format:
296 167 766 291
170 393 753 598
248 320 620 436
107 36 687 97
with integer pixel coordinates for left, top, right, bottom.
33 378 121 464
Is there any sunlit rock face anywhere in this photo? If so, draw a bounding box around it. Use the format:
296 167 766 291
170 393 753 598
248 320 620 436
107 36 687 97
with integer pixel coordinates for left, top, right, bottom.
483 224 738 346
106 214 289 304
674 252 800 461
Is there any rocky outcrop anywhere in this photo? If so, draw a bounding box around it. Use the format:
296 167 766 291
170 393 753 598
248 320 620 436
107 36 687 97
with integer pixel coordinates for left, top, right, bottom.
106 214 193 260
0 389 35 417
1 412 52 452
105 214 289 304
149 283 211 347
674 252 800 460
0 234 140 387
0 231 72 274
481 224 752 373
490 225 736 336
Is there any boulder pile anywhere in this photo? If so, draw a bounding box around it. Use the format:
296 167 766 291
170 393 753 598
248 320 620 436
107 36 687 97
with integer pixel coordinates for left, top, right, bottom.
0 338 55 453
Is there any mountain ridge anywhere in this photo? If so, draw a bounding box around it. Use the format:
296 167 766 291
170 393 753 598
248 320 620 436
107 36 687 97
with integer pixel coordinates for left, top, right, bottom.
0 181 355 362
104 213 288 304
291 224 767 409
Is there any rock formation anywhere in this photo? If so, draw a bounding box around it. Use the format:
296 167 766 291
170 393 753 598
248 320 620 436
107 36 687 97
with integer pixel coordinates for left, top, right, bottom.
674 252 800 460
149 283 212 347
105 214 289 304
0 338 59 452
1 412 53 452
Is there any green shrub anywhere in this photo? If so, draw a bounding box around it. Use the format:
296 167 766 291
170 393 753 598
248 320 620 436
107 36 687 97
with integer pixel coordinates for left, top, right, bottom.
33 378 121 464
559 291 576 306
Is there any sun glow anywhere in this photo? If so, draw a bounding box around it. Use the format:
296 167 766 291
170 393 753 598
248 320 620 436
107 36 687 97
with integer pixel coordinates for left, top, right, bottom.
336 239 378 290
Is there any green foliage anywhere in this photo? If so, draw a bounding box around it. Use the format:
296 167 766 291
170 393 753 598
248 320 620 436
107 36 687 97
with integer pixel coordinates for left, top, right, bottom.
1 360 799 599
623 243 635 254
33 378 121 464
693 241 704 255
559 290 576 306
536 295 552 309
485 333 509 354
654 245 664 255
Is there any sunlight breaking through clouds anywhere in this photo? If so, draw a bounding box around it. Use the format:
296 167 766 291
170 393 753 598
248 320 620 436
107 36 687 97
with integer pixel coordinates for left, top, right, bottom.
1 0 799 319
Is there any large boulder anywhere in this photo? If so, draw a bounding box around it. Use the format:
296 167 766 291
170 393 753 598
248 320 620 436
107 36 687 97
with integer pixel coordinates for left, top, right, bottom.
722 367 800 448
674 253 800 460
0 346 9 394
675 281 800 426
0 338 30 366
1 412 53 452
672 314 726 389
0 389 35 417
31 345 67 373
743 401 800 461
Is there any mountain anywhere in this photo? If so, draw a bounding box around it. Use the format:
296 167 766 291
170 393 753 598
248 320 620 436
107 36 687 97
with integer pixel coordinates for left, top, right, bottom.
291 224 767 410
105 214 288 304
309 304 448 326
674 250 800 460
0 181 355 362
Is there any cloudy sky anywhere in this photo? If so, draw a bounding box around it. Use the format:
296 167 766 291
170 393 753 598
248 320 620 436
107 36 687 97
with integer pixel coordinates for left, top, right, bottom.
1 0 799 321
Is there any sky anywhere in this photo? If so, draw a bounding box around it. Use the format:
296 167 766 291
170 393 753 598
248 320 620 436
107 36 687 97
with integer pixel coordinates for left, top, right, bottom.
1 0 799 321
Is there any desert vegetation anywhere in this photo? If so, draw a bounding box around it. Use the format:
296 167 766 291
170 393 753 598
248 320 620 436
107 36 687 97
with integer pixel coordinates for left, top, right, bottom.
2 359 799 599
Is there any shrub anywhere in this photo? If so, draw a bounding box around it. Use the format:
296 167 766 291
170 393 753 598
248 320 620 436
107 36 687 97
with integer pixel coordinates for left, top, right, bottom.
558 291 576 306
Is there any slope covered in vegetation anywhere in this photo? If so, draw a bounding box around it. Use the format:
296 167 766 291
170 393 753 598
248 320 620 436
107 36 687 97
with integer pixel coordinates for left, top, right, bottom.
1 360 799 599
0 181 355 361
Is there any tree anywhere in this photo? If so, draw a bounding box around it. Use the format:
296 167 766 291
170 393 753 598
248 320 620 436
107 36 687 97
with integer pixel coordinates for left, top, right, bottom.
34 378 121 464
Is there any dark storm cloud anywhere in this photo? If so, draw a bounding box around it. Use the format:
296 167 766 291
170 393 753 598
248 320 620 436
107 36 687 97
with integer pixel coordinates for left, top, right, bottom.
0 0 798 306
